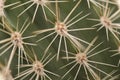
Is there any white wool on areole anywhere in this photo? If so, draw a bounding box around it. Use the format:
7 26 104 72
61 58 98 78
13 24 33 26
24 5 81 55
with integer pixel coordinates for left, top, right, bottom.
0 71 14 80
0 0 5 16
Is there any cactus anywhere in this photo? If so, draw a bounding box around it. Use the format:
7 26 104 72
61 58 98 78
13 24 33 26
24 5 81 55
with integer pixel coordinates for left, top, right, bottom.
0 0 120 80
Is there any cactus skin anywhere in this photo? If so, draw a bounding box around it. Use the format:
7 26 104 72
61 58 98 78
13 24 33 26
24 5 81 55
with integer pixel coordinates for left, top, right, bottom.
0 0 120 80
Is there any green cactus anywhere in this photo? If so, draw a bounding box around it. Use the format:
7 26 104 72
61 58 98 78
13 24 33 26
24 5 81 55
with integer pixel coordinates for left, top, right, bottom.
0 0 120 80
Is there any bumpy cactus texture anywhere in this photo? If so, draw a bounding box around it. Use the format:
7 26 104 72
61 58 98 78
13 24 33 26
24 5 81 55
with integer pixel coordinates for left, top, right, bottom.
0 0 120 80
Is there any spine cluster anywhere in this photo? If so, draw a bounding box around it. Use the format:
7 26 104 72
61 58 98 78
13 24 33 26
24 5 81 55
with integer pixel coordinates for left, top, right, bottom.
0 0 120 80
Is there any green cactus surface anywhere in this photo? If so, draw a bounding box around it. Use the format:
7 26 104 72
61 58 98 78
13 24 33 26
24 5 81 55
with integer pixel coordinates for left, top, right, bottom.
0 0 120 80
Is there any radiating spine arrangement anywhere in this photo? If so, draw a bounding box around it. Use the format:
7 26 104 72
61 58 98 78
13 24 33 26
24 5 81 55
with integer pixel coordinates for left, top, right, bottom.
0 0 120 80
